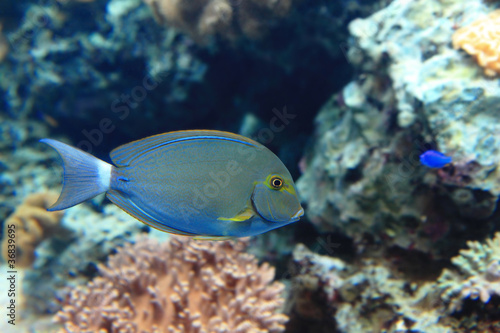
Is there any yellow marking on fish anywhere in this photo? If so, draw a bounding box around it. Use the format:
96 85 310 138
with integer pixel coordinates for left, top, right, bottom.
283 183 296 196
218 206 254 222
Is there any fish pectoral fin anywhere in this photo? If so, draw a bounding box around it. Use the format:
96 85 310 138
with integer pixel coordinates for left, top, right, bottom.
193 236 233 241
217 206 255 222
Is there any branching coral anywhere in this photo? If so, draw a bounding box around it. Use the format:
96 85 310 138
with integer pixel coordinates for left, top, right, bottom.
143 0 295 41
452 9 500 76
56 236 288 332
1 192 65 268
439 232 500 311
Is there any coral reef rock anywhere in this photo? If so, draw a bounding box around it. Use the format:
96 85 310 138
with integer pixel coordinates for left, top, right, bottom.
0 114 60 221
347 0 500 195
56 236 288 333
439 232 500 311
285 243 344 333
1 192 66 268
1 0 207 133
287 244 454 333
143 0 297 42
297 0 500 257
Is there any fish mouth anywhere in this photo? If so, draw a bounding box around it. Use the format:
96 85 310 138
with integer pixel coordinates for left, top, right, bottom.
290 207 304 221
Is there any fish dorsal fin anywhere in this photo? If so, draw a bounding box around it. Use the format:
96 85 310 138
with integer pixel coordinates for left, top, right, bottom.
106 190 196 236
110 130 261 167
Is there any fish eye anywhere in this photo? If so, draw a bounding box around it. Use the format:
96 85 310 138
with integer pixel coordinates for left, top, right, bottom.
270 176 284 190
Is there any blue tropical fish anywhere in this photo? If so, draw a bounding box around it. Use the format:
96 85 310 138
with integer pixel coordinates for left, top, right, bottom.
40 130 304 239
419 150 452 168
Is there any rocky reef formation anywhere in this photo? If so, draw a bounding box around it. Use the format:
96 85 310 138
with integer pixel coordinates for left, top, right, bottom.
0 114 60 221
286 242 500 333
293 0 500 331
285 244 344 333
346 0 500 195
1 0 207 138
56 236 288 333
143 0 297 42
3 0 500 332
297 0 500 259
439 232 500 311
0 0 389 178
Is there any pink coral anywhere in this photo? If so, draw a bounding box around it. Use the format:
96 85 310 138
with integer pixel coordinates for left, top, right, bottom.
56 237 288 333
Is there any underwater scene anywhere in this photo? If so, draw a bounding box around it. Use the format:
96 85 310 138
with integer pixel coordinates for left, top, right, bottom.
1 0 500 332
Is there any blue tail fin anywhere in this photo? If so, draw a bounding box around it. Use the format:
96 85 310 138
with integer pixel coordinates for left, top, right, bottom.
40 139 113 211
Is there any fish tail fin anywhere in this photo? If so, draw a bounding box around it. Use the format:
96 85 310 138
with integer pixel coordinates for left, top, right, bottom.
40 139 113 211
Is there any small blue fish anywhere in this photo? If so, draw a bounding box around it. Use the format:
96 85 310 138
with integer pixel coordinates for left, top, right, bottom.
420 150 452 168
40 130 304 239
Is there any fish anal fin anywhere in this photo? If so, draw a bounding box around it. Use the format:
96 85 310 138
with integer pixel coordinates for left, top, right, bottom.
106 190 195 236
218 206 255 222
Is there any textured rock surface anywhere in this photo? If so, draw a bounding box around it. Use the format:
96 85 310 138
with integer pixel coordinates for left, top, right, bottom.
439 232 500 311
143 0 298 42
294 1 500 331
286 243 456 333
1 0 207 135
348 0 500 195
297 0 500 257
0 114 60 221
286 242 500 333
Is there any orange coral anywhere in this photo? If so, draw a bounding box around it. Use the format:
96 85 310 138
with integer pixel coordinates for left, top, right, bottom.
1 192 65 267
143 0 295 42
56 237 288 333
452 10 500 76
